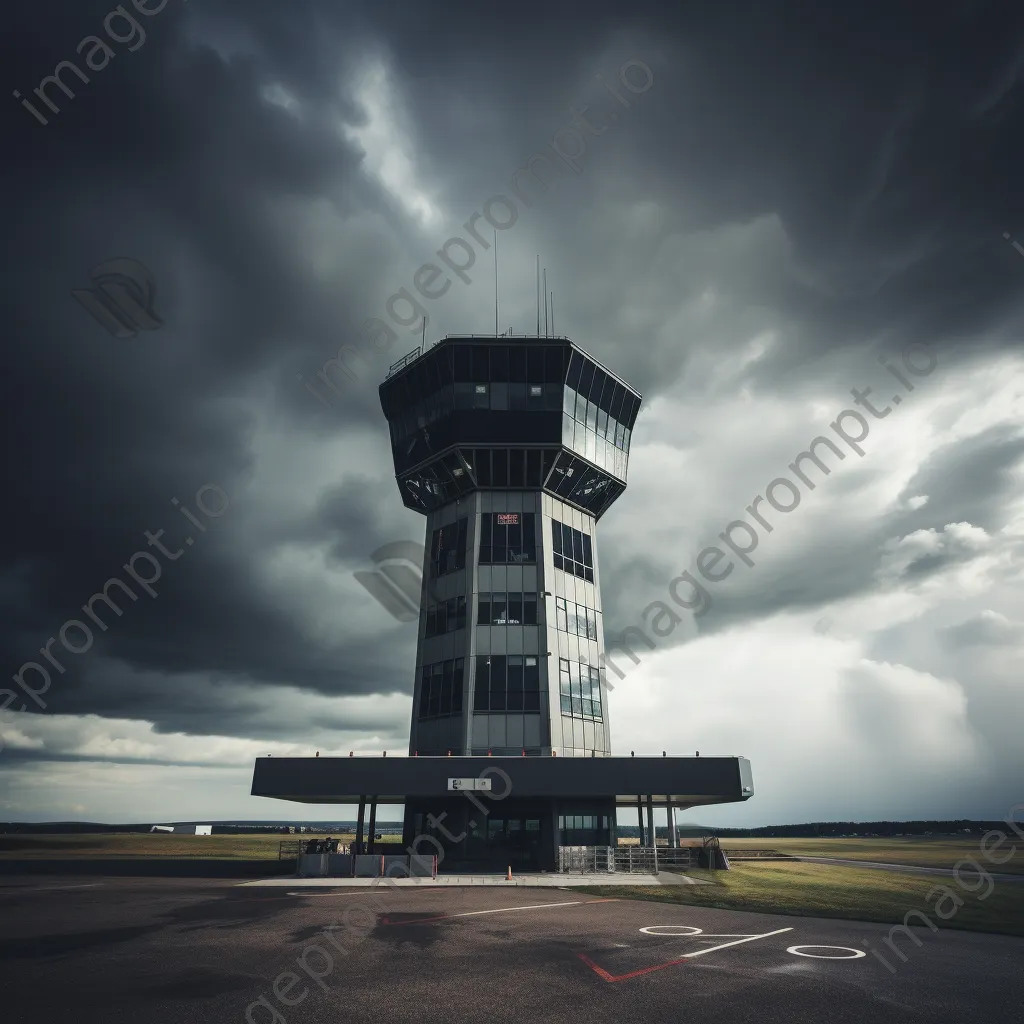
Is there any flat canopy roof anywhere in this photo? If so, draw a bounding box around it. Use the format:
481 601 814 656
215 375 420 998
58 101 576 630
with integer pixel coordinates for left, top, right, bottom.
251 755 754 809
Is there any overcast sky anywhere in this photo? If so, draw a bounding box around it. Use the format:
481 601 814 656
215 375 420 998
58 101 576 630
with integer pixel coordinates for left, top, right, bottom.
2 0 1022 827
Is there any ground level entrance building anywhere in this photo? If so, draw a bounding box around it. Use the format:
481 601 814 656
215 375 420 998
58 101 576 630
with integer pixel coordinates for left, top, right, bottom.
251 753 753 873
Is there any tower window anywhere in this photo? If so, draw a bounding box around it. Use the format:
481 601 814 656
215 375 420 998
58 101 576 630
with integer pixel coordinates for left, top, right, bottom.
429 518 467 578
551 518 594 582
479 512 536 564
475 655 542 712
417 658 464 719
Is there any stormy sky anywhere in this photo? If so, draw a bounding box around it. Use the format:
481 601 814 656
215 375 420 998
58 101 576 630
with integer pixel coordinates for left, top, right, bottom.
2 0 1022 826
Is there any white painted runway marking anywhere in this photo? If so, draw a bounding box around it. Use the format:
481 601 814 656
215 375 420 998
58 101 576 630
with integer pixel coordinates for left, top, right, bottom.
287 891 384 897
787 945 866 959
285 887 445 897
640 925 703 936
0 883 103 895
640 924 787 940
585 920 870 982
447 900 583 918
683 927 794 958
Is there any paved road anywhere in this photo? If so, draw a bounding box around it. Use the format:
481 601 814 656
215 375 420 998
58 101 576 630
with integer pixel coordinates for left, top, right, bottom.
250 870 710 886
0 876 1019 1023
793 856 1024 881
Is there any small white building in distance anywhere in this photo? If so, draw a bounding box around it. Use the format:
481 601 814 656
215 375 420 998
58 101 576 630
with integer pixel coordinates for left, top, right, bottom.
150 825 214 835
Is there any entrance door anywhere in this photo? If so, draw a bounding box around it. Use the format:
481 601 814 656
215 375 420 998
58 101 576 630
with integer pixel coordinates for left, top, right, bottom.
480 817 542 871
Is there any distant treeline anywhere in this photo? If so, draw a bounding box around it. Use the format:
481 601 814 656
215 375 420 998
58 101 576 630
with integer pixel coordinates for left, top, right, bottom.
0 821 405 835
1 818 1008 837
671 820 1009 838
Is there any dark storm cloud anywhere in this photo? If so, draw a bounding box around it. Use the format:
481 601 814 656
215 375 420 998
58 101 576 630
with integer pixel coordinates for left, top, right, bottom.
2 0 1022 773
894 427 1024 533
1 0 410 732
332 0 1024 397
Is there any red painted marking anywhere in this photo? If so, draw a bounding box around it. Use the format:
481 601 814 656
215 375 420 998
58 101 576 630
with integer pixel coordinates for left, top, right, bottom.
577 951 691 983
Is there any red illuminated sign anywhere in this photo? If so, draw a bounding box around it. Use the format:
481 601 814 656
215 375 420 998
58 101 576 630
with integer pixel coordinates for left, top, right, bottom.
496 513 519 525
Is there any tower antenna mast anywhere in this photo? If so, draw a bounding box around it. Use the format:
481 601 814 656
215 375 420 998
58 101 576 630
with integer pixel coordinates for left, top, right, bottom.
543 267 548 336
536 255 540 336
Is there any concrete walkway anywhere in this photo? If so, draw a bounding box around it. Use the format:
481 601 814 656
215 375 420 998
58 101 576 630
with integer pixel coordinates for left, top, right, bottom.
240 871 710 888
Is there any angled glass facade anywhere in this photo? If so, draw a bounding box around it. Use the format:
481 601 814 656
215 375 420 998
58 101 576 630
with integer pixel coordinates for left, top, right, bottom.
380 338 639 518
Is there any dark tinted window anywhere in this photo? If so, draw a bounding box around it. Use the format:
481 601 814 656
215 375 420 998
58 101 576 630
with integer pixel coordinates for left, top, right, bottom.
475 655 541 713
552 519 594 582
471 346 489 381
475 449 492 486
491 345 509 381
578 359 595 399
417 657 464 719
509 449 525 486
493 449 508 486
425 596 467 637
545 346 564 383
527 347 544 382
509 345 527 382
566 351 583 389
429 518 467 578
479 512 536 564
454 345 471 381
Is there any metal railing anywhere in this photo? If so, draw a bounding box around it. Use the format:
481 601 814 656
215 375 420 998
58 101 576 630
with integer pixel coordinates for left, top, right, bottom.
646 847 695 871
558 845 695 874
440 333 570 341
280 840 350 860
386 346 422 378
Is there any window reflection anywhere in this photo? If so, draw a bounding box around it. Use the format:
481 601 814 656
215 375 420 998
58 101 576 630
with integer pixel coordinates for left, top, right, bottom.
554 597 599 640
418 658 464 719
557 657 603 720
475 655 541 712
551 519 594 582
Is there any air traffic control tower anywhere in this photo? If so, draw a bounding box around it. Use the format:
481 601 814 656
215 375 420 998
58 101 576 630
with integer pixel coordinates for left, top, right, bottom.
385 335 635 759
252 335 753 873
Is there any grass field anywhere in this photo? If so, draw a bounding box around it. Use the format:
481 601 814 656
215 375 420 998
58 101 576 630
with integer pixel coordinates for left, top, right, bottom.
719 836 1024 874
3 834 1022 934
0 833 299 860
574 860 1024 937
0 832 409 860
2 833 1019 868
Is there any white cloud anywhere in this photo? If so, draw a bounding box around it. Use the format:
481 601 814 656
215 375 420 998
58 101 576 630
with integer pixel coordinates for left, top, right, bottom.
338 58 440 229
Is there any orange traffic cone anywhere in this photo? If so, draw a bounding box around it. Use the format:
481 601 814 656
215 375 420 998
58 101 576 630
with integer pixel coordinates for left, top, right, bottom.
506 865 512 881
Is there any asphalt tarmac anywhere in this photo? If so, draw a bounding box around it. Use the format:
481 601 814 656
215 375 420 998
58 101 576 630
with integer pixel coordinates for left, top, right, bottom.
0 875 1019 1023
